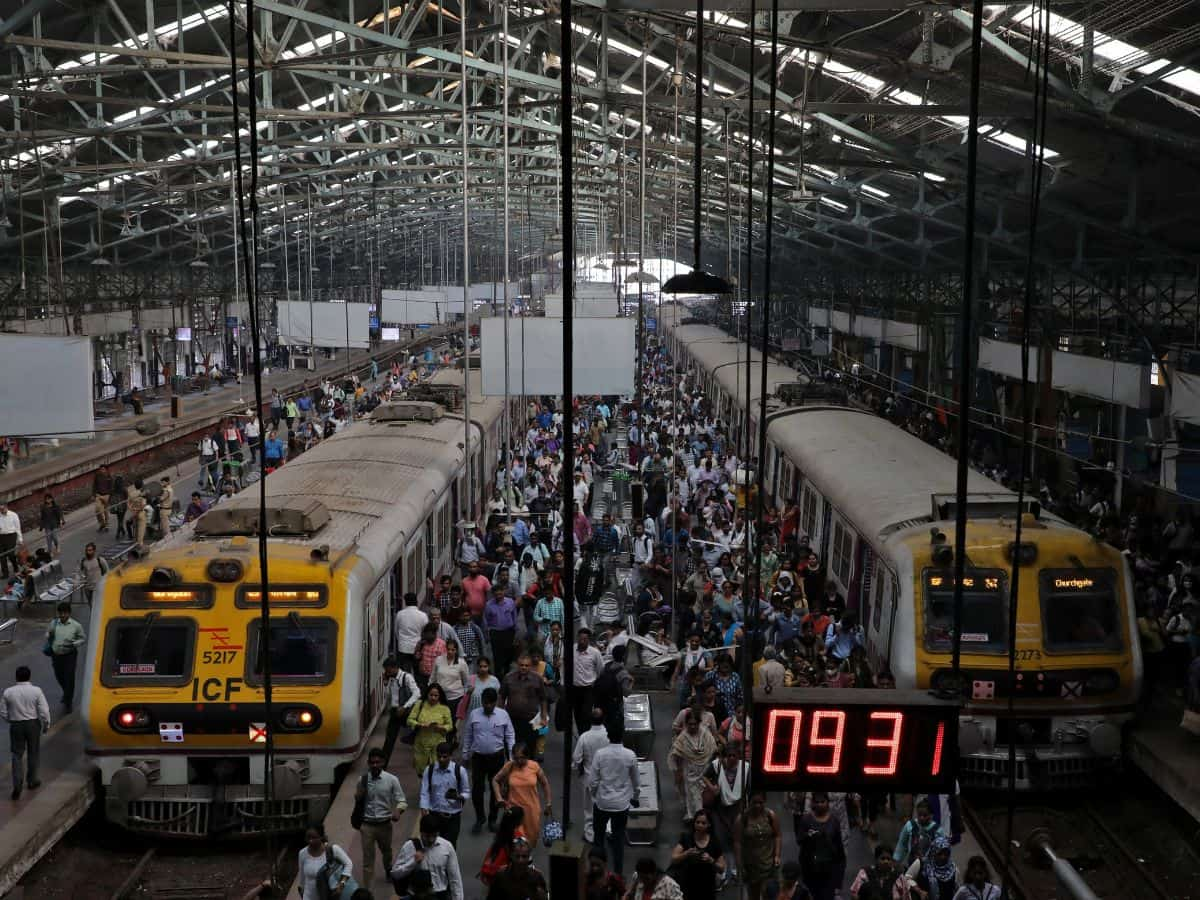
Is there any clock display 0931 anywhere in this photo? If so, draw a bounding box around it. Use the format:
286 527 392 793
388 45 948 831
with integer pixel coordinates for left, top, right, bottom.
751 688 960 793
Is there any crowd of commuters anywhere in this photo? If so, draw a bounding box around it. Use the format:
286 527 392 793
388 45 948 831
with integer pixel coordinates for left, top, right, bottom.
309 334 1012 900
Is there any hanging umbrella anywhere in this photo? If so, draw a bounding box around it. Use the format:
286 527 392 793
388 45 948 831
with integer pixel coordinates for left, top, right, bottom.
663 0 732 297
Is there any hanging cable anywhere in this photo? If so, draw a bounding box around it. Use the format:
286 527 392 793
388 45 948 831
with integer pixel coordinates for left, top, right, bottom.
1001 1 1053 894
950 0 987 678
227 0 276 875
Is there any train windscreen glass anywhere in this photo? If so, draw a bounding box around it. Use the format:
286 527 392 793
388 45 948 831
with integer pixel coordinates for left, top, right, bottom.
923 570 1008 653
249 618 337 684
1039 569 1122 652
106 620 193 681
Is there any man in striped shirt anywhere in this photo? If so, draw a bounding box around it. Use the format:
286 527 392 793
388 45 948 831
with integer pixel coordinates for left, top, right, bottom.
452 608 486 667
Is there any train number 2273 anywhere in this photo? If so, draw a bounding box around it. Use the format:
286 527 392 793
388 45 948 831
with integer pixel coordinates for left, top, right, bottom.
201 650 239 665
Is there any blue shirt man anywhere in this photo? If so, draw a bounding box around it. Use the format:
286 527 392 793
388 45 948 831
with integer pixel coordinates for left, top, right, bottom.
263 434 286 462
825 612 865 661
419 742 471 846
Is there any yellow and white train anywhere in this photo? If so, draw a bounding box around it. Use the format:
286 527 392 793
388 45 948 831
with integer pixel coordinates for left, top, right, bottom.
81 370 515 836
661 307 1142 789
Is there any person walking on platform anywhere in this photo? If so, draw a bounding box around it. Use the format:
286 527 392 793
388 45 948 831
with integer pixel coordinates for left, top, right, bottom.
1 665 50 800
461 687 515 835
419 742 470 846
356 747 408 889
78 542 108 607
588 726 639 877
46 601 86 709
0 501 23 578
573 707 610 842
158 476 175 538
92 464 113 531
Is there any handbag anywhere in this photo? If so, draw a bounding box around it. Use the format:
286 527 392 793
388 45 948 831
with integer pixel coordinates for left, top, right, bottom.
42 637 54 658
541 816 564 847
316 847 360 900
401 702 423 745
350 774 368 830
455 677 475 720
1182 708 1200 736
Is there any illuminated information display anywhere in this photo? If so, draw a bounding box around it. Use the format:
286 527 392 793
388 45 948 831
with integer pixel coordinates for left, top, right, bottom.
752 689 960 793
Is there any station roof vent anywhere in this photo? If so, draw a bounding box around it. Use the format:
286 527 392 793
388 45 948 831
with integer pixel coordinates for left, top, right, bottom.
371 400 444 423
194 498 331 537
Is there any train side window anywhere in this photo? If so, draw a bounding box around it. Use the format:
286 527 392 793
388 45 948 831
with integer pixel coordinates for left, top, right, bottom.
800 486 819 539
873 568 887 633
831 521 854 585
101 617 196 687
247 616 338 685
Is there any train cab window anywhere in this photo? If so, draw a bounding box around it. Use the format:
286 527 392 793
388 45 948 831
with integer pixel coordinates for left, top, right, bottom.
923 569 1008 653
247 616 337 685
101 617 195 686
1039 569 1122 652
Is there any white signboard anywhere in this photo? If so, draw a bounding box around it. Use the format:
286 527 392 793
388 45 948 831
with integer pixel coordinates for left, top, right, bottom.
480 317 635 395
277 301 370 349
381 290 447 325
0 334 95 437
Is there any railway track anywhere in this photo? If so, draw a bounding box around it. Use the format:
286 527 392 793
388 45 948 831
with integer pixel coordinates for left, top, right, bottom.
963 774 1200 899
18 804 296 900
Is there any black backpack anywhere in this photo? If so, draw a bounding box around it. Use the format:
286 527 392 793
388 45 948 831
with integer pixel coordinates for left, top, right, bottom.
593 663 622 701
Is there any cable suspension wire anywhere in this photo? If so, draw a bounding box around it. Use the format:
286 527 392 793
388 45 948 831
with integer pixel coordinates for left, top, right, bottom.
227 0 276 881
1002 2 1053 894
950 0 987 679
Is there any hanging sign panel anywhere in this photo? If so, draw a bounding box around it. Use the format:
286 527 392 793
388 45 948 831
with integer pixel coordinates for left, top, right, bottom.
0 334 95 438
276 301 370 349
381 290 447 325
480 317 635 396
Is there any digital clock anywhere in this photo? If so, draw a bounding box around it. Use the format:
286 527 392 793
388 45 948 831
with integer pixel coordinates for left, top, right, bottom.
751 688 961 792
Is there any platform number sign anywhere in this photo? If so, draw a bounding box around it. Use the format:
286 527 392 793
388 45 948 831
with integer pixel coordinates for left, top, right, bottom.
751 689 960 792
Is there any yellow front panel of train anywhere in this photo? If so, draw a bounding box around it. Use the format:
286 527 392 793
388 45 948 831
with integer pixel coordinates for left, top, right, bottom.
88 547 352 753
906 524 1137 708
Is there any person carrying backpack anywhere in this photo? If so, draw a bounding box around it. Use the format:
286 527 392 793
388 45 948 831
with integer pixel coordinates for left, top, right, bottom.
893 799 941 867
797 792 845 900
593 645 633 736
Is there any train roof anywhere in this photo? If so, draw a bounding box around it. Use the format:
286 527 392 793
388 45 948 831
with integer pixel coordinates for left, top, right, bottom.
156 411 478 581
664 319 807 412
766 407 1005 541
427 366 504 420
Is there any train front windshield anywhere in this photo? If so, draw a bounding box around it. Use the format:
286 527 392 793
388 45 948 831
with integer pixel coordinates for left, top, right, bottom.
923 570 1008 653
1039 569 1122 652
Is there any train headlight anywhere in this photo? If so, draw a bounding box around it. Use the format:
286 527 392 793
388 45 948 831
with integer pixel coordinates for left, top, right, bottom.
206 558 244 582
279 706 321 732
111 707 154 733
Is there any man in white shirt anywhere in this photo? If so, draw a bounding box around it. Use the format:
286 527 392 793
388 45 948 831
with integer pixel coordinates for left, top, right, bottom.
571 627 605 733
0 502 22 578
572 708 610 841
242 411 262 464
391 815 465 900
588 728 640 876
382 657 420 763
394 594 428 673
1 665 50 800
356 747 408 888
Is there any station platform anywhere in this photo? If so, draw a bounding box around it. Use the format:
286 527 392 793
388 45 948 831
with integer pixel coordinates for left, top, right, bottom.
0 710 95 897
0 329 447 518
1126 701 1200 824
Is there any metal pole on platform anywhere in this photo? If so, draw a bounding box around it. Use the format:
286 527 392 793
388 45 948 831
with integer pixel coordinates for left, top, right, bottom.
559 0 577 832
461 0 474 521
502 0 512 527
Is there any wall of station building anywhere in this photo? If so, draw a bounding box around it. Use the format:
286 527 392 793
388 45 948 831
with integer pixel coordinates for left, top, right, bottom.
804 304 1197 504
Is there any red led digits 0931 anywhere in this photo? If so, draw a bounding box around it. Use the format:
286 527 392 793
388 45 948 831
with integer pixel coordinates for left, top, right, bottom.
751 688 960 793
